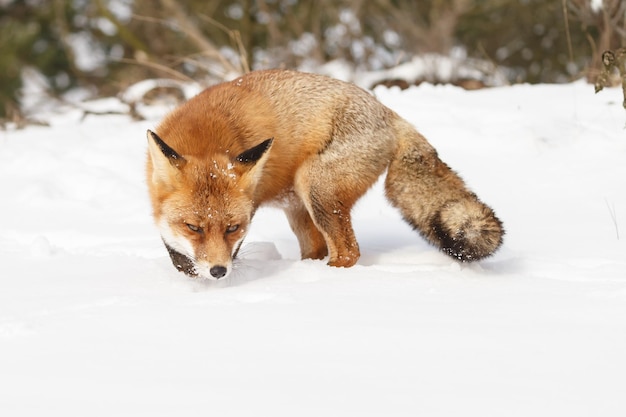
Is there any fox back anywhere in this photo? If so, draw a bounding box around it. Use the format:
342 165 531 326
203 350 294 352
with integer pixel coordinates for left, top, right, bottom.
146 69 503 279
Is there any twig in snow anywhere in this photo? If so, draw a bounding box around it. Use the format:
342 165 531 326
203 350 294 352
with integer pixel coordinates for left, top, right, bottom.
605 198 620 240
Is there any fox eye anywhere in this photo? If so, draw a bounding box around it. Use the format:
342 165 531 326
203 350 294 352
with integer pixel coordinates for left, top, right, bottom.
225 224 239 234
186 223 202 233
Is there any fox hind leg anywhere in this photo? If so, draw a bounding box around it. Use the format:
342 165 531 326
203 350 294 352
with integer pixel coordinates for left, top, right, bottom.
306 190 360 268
294 139 393 268
294 166 363 267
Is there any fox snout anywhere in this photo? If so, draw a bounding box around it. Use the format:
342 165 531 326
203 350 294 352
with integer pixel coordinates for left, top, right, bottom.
163 242 232 280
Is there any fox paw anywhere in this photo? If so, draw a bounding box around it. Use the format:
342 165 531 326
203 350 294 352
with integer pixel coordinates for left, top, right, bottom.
328 254 358 268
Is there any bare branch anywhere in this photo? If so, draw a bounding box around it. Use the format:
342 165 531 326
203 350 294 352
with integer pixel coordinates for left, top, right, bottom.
157 0 243 76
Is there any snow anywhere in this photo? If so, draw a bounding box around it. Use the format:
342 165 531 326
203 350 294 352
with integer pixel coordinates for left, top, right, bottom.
355 51 509 88
591 0 604 13
1 80 625 416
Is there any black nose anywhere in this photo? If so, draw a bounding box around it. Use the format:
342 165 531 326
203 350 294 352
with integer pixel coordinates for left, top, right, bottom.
209 265 228 279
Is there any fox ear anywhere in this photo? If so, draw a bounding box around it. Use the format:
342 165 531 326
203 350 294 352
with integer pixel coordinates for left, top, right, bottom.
147 130 186 169
147 130 186 183
235 138 273 165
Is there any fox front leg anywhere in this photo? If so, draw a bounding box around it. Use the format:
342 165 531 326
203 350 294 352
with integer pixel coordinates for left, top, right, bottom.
284 199 329 261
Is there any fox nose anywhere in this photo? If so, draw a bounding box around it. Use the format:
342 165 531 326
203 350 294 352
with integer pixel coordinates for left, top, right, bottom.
209 265 228 279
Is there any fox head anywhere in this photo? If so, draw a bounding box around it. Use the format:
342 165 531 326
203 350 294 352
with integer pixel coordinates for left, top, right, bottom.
146 130 273 280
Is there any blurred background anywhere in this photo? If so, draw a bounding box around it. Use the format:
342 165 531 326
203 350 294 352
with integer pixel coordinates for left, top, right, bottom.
1 0 624 123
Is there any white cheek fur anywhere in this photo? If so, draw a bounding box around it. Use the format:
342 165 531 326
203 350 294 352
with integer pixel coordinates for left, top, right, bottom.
157 219 195 259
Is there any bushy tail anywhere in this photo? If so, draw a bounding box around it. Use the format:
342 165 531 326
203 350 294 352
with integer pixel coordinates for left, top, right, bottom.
385 120 504 261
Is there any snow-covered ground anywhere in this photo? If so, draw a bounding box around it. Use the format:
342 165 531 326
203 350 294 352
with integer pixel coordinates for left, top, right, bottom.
1 80 625 416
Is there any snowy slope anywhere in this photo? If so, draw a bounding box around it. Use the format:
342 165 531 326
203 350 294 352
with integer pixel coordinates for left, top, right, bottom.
1 81 625 416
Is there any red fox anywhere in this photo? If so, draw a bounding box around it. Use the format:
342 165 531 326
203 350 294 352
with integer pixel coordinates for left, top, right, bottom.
146 69 503 279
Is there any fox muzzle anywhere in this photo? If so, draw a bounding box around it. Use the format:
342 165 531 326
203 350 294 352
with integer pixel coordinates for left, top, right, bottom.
163 241 232 280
